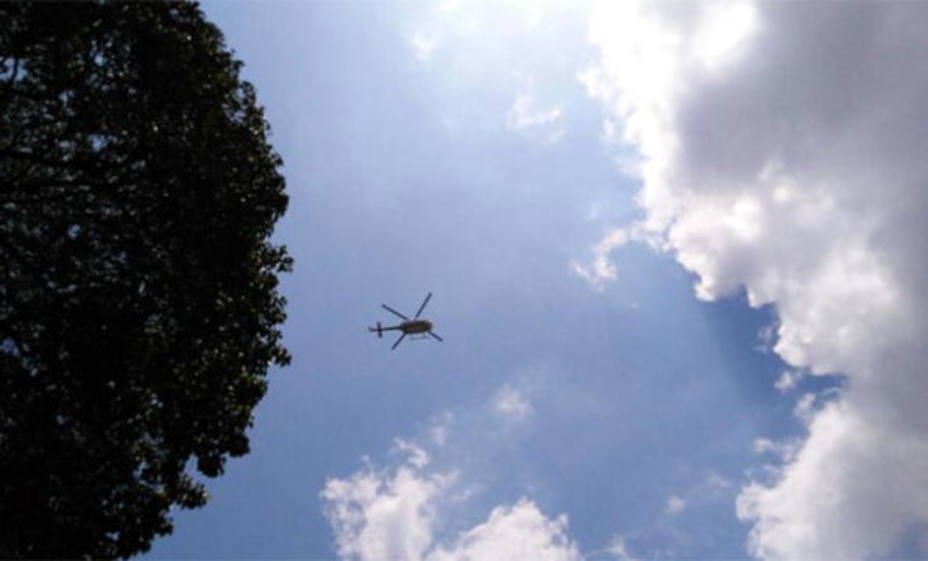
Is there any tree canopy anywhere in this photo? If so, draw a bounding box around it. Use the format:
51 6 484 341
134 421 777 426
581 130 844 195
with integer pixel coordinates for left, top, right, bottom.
0 2 291 557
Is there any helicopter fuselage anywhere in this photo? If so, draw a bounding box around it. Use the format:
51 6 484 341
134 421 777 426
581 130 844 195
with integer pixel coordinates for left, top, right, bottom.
370 293 443 349
373 319 433 336
398 319 432 334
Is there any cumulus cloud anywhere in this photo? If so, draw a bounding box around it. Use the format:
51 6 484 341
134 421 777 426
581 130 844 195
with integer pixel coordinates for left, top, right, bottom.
321 444 581 561
570 228 629 291
410 31 439 63
406 1 581 145
753 437 800 464
772 370 802 393
321 463 454 561
603 535 639 561
428 499 581 561
583 1 928 559
493 383 534 421
664 495 686 516
394 438 432 469
661 473 734 521
429 411 454 447
505 89 566 144
792 393 817 425
737 400 928 561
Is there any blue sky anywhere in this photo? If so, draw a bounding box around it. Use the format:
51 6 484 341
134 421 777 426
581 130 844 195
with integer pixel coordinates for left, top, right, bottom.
147 3 928 560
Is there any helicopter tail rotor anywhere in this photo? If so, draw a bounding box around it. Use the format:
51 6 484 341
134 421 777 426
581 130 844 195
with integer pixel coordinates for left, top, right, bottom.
368 322 383 338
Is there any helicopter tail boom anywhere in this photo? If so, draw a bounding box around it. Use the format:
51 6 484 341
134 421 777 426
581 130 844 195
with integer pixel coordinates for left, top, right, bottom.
367 321 383 338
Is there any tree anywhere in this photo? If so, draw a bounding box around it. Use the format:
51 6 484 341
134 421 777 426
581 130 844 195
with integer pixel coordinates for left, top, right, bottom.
0 3 291 557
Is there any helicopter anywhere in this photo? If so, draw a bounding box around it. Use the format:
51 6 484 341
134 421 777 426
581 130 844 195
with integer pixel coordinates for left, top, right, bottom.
369 292 443 350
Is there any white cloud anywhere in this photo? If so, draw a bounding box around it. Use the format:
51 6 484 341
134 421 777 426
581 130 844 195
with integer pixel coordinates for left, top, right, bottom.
604 535 639 561
584 1 928 559
394 438 432 469
570 228 629 291
410 31 439 63
322 451 581 561
773 370 802 393
493 383 533 421
737 400 928 561
428 499 581 561
753 437 799 463
703 472 732 496
407 1 581 138
429 411 454 447
665 495 686 516
691 2 758 73
321 464 455 561
792 393 817 425
754 323 777 354
661 473 734 520
505 90 565 144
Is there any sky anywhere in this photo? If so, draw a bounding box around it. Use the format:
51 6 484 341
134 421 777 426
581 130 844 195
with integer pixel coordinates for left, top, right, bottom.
147 2 928 560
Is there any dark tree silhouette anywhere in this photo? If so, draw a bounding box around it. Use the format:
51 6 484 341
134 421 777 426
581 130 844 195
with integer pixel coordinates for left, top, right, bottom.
0 3 291 557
